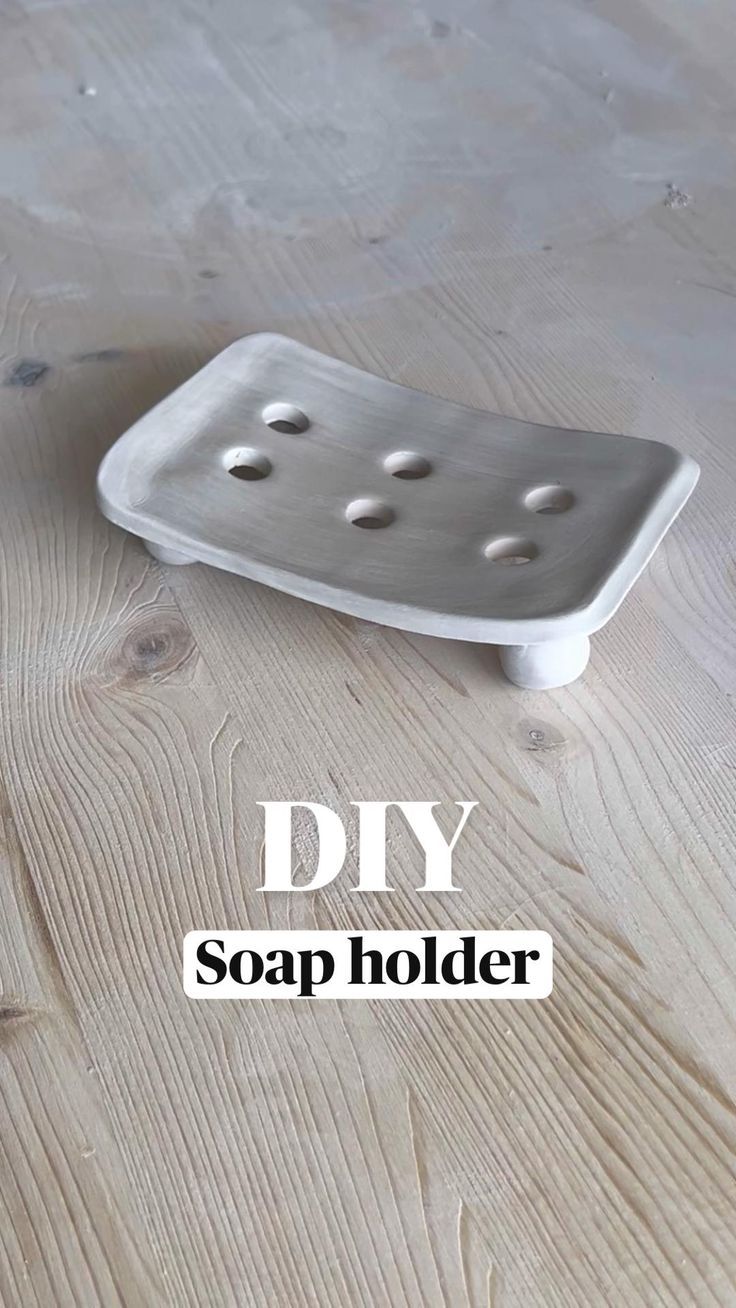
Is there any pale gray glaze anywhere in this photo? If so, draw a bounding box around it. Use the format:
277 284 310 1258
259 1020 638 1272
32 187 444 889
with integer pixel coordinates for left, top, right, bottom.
97 333 699 644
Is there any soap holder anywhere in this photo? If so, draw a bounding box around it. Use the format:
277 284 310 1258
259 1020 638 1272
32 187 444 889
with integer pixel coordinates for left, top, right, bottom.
97 333 698 689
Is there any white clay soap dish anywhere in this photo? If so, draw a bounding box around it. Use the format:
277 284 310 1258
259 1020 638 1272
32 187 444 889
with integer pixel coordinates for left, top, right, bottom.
97 333 698 688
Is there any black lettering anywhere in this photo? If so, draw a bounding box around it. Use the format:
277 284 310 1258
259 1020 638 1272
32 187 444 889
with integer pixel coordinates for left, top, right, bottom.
196 938 227 985
349 935 384 984
385 949 421 985
230 949 264 985
265 950 295 985
441 935 476 985
421 935 438 984
299 949 334 997
512 948 540 984
478 949 511 985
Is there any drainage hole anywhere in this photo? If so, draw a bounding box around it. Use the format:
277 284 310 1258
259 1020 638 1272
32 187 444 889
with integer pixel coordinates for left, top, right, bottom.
483 536 538 565
262 402 310 434
346 498 395 529
226 448 272 481
383 451 432 479
524 484 574 514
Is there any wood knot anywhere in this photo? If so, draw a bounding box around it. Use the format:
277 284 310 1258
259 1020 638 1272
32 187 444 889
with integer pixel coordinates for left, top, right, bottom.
517 717 567 753
119 615 195 681
0 1002 33 1025
0 999 40 1044
4 359 50 388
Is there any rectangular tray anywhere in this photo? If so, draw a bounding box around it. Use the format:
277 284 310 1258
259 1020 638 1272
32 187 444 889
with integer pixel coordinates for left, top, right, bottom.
97 333 699 645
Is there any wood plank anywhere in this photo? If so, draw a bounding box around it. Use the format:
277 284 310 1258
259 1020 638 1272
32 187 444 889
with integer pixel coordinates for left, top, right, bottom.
1 0 735 1303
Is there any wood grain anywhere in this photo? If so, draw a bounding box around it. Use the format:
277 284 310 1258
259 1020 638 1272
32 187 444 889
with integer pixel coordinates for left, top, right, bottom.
1 0 736 1304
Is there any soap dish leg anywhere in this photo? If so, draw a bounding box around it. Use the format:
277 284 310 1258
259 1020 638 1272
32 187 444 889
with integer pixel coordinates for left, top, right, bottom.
144 538 197 566
499 635 591 689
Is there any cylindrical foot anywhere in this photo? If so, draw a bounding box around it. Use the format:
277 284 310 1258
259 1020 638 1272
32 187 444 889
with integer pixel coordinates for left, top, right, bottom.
499 635 590 689
143 538 196 566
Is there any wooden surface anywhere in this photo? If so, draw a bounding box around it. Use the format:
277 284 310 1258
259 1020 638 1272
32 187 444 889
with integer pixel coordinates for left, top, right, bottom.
1 1 735 1304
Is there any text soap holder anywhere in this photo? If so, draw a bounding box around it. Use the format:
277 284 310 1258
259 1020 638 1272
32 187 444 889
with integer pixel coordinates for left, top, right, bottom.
97 333 698 689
